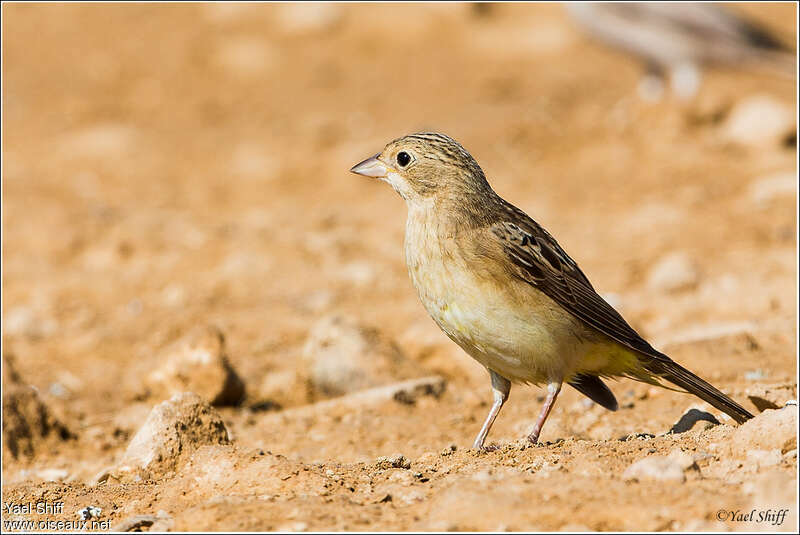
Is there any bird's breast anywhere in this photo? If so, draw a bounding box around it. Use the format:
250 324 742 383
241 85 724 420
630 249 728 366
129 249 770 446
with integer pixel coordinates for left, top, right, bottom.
403 215 590 383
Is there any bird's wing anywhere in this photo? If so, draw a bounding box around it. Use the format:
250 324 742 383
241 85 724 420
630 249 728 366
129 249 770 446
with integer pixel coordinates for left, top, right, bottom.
488 208 661 360
638 3 789 51
486 205 754 424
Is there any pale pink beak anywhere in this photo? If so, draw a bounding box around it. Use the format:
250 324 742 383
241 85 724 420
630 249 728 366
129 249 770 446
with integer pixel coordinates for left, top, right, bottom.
350 154 388 178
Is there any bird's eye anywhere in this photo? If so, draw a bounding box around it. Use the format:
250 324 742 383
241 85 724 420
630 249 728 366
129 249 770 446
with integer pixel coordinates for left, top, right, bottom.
396 151 411 167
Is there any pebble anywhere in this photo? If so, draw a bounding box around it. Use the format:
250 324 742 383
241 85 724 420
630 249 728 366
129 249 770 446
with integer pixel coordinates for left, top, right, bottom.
302 315 417 396
646 252 699 293
667 449 697 471
441 444 457 456
375 453 411 470
118 392 231 477
256 369 307 409
723 95 795 147
622 456 687 483
146 326 245 406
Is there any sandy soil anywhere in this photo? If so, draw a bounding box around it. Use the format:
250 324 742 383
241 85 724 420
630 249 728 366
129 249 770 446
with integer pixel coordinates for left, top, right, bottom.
2 3 798 532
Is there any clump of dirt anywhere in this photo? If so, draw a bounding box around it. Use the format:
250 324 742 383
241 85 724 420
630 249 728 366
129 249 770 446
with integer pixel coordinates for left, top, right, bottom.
2 355 74 460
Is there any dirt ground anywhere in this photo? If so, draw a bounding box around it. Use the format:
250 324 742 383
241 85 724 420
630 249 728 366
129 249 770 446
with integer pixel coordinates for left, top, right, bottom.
2 3 798 532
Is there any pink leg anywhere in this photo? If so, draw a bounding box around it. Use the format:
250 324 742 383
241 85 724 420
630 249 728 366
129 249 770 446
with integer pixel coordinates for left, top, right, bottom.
528 382 562 444
472 370 511 450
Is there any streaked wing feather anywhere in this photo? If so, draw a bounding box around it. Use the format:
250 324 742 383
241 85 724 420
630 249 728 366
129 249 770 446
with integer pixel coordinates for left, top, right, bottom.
490 215 662 360
488 213 753 424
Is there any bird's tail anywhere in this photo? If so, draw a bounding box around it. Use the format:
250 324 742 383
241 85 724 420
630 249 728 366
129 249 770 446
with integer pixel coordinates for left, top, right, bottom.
644 357 754 424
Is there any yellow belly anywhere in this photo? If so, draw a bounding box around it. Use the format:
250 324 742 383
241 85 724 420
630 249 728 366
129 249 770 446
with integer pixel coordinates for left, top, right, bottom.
403 209 645 385
406 243 596 383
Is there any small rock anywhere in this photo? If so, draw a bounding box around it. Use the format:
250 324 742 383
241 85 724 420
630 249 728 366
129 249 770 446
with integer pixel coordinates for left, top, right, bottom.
256 369 307 409
392 376 446 405
667 449 697 471
146 326 245 406
623 456 686 483
77 506 102 520
646 252 699 293
441 444 457 456
723 95 795 147
731 406 797 457
118 392 231 477
302 315 418 397
748 172 797 205
376 453 411 470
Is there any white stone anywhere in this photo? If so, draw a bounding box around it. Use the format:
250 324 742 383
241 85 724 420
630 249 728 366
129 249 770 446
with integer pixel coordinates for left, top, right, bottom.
647 251 699 293
146 326 245 406
723 95 795 146
302 315 415 396
623 456 686 483
118 393 231 476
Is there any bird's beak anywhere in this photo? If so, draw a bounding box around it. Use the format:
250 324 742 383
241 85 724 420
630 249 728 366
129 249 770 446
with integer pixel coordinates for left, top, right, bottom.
350 154 389 178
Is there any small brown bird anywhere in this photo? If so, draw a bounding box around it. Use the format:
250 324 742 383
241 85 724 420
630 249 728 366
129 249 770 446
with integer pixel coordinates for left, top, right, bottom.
351 132 753 450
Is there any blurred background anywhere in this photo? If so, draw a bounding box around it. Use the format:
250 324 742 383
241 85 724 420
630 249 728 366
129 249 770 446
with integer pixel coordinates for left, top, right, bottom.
2 3 797 531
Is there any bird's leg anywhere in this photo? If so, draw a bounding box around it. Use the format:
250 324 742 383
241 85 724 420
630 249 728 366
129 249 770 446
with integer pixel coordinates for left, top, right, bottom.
472 370 511 451
527 381 562 445
638 61 666 101
669 61 701 99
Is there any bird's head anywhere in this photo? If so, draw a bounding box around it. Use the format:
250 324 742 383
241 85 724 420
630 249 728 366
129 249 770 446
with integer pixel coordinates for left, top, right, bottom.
350 132 492 204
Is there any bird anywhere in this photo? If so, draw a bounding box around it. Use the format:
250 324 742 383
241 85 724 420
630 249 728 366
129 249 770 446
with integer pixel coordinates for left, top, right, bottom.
350 132 753 450
565 3 795 100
